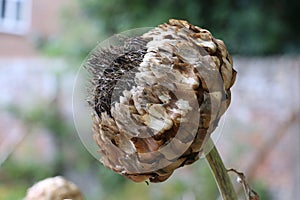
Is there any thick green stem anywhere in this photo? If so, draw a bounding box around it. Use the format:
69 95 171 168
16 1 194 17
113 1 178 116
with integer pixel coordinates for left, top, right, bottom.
205 138 238 200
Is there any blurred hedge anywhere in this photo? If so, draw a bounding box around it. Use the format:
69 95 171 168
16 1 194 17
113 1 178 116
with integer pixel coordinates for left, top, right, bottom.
42 0 300 57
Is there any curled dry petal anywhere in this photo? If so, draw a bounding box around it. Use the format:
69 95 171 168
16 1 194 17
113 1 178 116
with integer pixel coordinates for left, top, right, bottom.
86 19 236 182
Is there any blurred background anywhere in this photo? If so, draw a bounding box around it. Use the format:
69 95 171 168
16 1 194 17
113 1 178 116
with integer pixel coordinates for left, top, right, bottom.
0 0 299 199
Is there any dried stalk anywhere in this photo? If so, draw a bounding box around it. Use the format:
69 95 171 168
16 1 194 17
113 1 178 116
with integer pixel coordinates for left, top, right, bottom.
228 168 259 200
205 138 238 200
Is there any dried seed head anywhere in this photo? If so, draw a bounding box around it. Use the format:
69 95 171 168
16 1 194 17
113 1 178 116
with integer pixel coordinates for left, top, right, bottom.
24 176 84 200
86 19 236 183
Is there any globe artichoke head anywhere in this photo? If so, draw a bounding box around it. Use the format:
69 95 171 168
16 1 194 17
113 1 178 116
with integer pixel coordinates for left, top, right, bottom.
87 19 236 183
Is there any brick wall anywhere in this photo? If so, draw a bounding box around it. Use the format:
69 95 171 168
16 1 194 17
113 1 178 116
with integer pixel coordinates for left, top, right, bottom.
0 0 72 57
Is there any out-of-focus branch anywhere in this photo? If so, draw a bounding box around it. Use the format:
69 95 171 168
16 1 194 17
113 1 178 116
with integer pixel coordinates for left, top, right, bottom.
246 111 299 180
